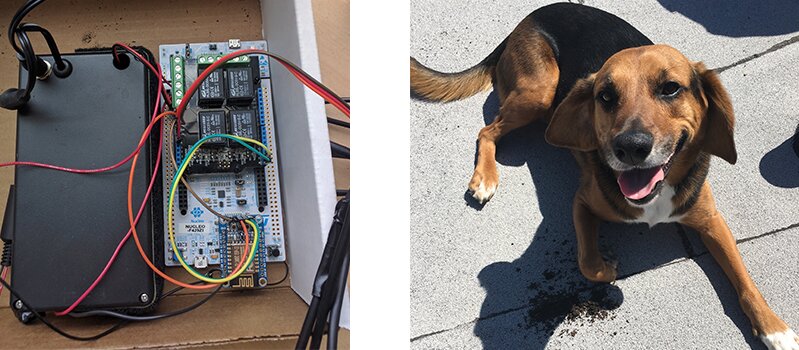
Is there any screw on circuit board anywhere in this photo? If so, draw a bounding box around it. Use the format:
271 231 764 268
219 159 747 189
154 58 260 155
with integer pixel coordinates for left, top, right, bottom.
259 277 267 287
14 300 23 310
139 293 149 303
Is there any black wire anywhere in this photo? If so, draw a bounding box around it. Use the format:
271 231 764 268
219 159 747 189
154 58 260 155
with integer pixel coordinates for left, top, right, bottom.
331 142 350 159
0 275 127 341
19 23 66 69
8 0 52 101
309 224 349 349
324 97 349 104
327 117 349 128
267 261 290 286
297 195 349 350
69 264 288 322
16 30 36 95
69 269 223 322
8 0 43 54
69 285 222 322
296 298 320 350
308 194 350 349
327 253 349 350
111 44 174 109
267 55 349 110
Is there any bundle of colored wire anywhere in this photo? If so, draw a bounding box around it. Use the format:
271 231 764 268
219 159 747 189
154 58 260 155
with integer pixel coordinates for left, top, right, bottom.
128 134 271 289
167 133 271 282
126 151 248 290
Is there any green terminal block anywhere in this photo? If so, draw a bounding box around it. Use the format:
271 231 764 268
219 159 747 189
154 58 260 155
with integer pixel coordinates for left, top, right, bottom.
197 54 250 66
170 55 185 108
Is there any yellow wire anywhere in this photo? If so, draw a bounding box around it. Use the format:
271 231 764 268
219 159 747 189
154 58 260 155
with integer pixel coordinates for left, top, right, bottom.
168 135 269 283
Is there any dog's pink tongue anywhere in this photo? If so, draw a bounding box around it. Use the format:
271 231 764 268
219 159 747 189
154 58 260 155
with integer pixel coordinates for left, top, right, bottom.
617 167 664 200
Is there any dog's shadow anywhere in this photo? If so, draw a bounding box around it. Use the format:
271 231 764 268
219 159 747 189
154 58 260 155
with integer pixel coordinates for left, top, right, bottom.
470 91 764 349
656 0 799 38
758 133 799 189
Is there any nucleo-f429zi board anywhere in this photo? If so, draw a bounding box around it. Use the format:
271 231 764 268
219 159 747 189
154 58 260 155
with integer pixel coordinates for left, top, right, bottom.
159 40 285 289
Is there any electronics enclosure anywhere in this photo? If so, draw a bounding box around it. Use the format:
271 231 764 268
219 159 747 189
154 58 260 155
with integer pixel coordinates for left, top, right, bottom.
9 49 162 316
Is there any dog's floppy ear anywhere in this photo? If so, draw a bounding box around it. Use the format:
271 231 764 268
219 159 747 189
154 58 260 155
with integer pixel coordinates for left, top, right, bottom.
545 75 597 151
694 62 737 164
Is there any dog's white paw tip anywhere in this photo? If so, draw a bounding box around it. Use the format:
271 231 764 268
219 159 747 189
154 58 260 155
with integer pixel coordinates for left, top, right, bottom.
760 329 799 350
470 181 496 204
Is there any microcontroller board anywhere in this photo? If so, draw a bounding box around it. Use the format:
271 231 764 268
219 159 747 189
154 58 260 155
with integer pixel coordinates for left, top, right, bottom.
159 40 285 289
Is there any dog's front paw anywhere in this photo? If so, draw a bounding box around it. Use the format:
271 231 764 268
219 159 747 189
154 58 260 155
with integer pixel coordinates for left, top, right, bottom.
468 170 498 204
579 258 617 283
760 329 799 350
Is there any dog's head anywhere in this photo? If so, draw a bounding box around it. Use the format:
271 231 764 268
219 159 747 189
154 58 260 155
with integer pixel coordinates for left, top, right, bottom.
545 44 736 206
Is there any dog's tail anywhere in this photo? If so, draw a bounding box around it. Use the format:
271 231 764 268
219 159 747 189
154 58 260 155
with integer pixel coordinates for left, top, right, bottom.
410 39 506 102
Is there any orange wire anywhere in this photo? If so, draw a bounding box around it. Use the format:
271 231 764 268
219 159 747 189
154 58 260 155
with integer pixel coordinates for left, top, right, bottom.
127 112 251 289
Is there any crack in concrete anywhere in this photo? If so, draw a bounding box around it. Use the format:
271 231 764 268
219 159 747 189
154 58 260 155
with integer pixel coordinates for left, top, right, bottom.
676 223 697 258
736 222 799 244
714 34 799 73
410 225 799 343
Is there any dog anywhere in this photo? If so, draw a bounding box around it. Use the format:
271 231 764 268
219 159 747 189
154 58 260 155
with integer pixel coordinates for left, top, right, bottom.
410 3 798 349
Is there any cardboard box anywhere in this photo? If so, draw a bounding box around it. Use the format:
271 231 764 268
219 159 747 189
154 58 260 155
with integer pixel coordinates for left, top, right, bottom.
0 0 349 347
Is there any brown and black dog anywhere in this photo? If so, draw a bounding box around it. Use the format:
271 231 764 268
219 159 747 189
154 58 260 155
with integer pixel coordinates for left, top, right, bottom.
411 3 798 348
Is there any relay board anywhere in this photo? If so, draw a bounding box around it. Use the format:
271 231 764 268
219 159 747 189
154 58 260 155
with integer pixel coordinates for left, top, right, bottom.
159 40 285 289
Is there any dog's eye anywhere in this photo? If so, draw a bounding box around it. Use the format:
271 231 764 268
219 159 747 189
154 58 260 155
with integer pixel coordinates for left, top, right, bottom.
598 91 615 104
660 82 681 97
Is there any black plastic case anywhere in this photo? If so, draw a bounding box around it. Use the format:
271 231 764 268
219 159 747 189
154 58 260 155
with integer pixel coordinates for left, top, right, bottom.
8 48 163 318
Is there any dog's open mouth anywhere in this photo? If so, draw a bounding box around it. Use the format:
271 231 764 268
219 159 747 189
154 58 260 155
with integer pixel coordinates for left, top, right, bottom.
616 132 687 205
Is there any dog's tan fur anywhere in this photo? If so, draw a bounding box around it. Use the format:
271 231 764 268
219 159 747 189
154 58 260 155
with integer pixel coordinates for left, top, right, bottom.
411 19 797 344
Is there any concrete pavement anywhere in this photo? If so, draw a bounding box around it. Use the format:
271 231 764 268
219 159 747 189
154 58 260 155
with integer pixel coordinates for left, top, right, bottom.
410 1 799 348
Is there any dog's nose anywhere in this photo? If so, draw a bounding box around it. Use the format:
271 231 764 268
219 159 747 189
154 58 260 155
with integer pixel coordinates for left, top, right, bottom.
613 130 653 165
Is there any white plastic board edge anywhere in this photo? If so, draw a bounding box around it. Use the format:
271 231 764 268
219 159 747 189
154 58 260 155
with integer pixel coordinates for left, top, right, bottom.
260 0 349 328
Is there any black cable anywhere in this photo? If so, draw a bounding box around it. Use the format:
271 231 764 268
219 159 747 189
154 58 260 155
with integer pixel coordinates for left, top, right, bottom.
297 298 320 349
326 209 350 349
16 29 37 95
70 262 287 321
69 269 223 322
324 97 350 104
8 0 44 55
19 23 66 70
266 55 349 110
309 217 349 349
267 261 290 286
326 252 349 350
327 117 349 128
310 196 350 349
5 0 69 105
297 195 349 350
0 276 127 341
69 285 222 322
331 142 349 159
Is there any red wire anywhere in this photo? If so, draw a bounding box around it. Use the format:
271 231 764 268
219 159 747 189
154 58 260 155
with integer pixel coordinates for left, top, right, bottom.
53 49 170 315
113 43 172 106
0 266 8 296
176 49 350 131
55 112 165 316
0 44 168 174
7 45 348 314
